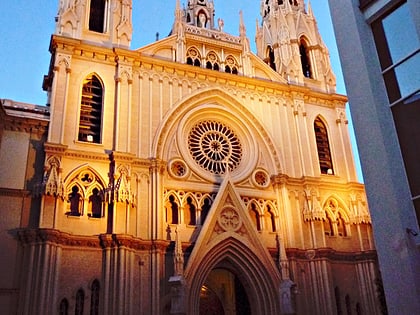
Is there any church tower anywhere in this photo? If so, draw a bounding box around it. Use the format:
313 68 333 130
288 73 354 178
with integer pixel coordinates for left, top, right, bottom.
184 0 216 29
55 0 133 47
256 0 336 92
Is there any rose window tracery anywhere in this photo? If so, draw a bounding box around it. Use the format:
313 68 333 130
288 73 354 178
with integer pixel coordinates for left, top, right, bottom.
188 120 242 175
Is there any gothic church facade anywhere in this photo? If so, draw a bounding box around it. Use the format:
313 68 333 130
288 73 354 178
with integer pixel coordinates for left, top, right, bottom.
0 0 384 314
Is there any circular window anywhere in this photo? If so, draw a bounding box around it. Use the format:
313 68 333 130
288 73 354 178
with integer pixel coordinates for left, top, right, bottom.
168 159 189 179
188 120 242 175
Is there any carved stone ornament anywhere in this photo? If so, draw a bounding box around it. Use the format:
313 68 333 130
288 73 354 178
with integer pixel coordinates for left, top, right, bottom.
217 207 242 232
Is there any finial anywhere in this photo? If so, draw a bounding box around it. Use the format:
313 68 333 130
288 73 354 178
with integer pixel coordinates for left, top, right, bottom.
239 10 246 37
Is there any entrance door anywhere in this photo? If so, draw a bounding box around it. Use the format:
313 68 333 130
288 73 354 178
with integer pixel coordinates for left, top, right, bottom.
199 268 251 315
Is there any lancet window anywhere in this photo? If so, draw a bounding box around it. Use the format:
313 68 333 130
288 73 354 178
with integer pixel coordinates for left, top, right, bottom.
166 195 179 224
314 116 334 175
265 205 277 232
78 74 103 144
299 38 312 78
75 289 85 315
266 46 276 71
249 203 261 231
185 196 197 225
89 0 108 33
90 280 100 315
59 298 69 315
201 197 211 224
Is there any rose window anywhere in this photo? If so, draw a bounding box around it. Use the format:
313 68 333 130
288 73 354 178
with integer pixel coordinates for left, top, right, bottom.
188 120 242 174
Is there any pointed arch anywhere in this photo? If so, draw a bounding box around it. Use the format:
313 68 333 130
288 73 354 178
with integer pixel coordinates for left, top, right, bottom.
186 237 281 314
248 202 261 231
186 47 201 67
164 193 180 224
64 165 107 217
153 88 283 180
314 115 334 175
299 36 313 78
78 73 104 144
266 45 276 71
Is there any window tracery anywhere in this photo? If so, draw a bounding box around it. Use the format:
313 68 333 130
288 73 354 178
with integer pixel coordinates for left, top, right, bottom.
79 74 103 143
186 47 201 67
188 120 242 175
205 52 220 71
65 169 105 218
225 55 239 74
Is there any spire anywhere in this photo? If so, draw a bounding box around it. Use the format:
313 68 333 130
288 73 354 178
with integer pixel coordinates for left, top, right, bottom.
307 0 314 18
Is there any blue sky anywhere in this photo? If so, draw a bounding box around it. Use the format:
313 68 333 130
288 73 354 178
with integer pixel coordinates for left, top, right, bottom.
0 0 362 181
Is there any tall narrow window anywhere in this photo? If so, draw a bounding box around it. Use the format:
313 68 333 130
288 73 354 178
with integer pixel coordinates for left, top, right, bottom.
75 289 85 315
266 46 276 71
314 117 334 174
300 39 312 78
89 0 106 33
90 280 100 315
59 298 69 315
201 198 211 225
249 203 261 231
79 74 103 143
185 197 196 225
166 195 179 224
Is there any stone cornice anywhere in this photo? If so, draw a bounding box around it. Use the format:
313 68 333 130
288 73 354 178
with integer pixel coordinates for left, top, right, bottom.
285 247 378 262
16 229 171 252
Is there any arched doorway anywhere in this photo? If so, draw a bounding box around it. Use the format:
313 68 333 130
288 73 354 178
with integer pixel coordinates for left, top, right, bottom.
199 268 251 315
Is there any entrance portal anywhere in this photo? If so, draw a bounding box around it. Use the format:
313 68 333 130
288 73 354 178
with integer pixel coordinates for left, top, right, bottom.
199 268 251 315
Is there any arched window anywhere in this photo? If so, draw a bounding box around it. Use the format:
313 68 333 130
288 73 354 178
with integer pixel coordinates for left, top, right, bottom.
185 197 197 225
166 195 179 224
89 0 107 33
324 213 334 236
186 48 201 67
68 185 83 216
225 56 239 75
89 188 103 218
206 52 220 71
335 287 343 315
79 74 103 144
201 198 211 225
337 212 347 237
314 117 334 175
75 289 85 315
90 280 100 315
345 294 352 315
267 46 276 71
299 39 312 78
59 298 69 315
249 203 261 231
266 205 276 232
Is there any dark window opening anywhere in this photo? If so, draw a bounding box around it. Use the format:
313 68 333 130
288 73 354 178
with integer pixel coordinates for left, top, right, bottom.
314 117 334 174
79 74 103 143
68 186 83 216
89 188 103 218
59 299 69 315
250 204 261 231
90 280 100 315
300 41 312 78
186 197 197 225
201 198 211 224
167 195 179 224
89 0 106 33
75 289 85 315
267 46 276 71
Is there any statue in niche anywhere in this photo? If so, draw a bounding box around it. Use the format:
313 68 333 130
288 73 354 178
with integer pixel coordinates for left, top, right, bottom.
198 12 207 28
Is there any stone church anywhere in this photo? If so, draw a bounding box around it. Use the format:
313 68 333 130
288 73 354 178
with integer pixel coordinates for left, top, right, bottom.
0 0 385 314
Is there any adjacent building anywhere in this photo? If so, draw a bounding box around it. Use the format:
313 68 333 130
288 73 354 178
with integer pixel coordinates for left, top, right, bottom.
0 0 386 314
328 0 420 314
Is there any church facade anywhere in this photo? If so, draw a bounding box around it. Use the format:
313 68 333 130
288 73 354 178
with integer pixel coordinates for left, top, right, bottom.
0 1 385 314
